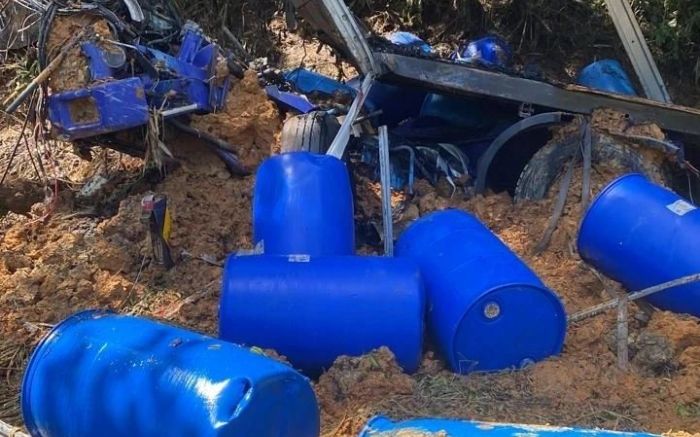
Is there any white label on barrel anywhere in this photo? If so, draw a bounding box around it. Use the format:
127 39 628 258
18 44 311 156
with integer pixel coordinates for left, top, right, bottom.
288 254 311 263
667 200 697 216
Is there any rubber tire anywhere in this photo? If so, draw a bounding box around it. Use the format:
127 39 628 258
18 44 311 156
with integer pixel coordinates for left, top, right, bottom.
280 111 341 154
515 132 668 202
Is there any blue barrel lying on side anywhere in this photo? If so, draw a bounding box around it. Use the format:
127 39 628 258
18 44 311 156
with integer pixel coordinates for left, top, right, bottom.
253 152 355 256
220 255 425 375
360 416 660 436
396 209 566 373
22 310 319 437
578 173 700 317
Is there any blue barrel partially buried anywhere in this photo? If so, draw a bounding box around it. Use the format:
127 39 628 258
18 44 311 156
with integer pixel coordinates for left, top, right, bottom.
220 255 425 375
578 173 700 317
396 209 566 373
577 59 637 96
253 152 355 256
360 416 660 436
22 310 319 437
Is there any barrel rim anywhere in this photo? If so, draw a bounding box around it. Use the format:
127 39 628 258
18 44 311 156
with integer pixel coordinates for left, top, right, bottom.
576 172 645 252
451 283 567 372
21 309 112 435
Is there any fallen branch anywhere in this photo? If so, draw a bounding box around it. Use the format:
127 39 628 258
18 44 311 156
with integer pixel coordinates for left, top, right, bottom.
533 152 577 255
168 119 249 176
0 92 34 187
180 250 224 267
616 296 629 370
569 273 700 323
158 281 218 319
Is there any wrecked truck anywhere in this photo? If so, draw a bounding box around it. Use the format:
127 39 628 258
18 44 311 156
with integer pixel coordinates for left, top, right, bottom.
270 0 700 201
17 0 700 200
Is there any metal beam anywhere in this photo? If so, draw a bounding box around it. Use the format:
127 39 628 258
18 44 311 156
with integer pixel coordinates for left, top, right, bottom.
378 125 394 256
376 53 700 137
292 0 379 74
604 0 671 102
319 0 379 74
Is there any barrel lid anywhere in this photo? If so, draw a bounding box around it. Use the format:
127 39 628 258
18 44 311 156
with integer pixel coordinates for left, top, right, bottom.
451 284 566 373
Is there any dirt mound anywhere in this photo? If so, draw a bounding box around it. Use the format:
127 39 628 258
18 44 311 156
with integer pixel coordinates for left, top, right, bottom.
318 151 700 436
191 70 282 169
316 347 415 436
45 13 114 92
4 106 697 435
0 119 255 425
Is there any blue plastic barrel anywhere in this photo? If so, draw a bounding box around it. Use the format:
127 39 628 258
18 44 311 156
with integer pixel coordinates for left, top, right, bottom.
284 67 356 98
396 209 566 373
419 93 496 129
22 310 319 437
220 255 425 375
360 416 660 436
577 60 637 96
253 152 355 256
578 174 700 317
348 77 427 128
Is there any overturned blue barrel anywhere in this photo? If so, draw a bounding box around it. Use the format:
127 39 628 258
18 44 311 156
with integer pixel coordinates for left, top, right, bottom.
577 59 637 96
22 310 319 437
578 173 700 317
253 152 355 256
220 255 424 375
360 416 660 436
396 209 566 373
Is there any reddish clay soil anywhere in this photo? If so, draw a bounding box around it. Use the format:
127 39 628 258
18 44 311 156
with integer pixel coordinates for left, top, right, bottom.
44 14 114 93
191 70 282 169
1 25 699 437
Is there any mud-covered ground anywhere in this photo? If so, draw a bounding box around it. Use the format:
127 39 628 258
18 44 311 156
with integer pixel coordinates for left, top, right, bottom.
1 20 700 437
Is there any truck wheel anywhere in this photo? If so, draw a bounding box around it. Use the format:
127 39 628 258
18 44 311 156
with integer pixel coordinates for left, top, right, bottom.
280 111 340 154
514 132 669 202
